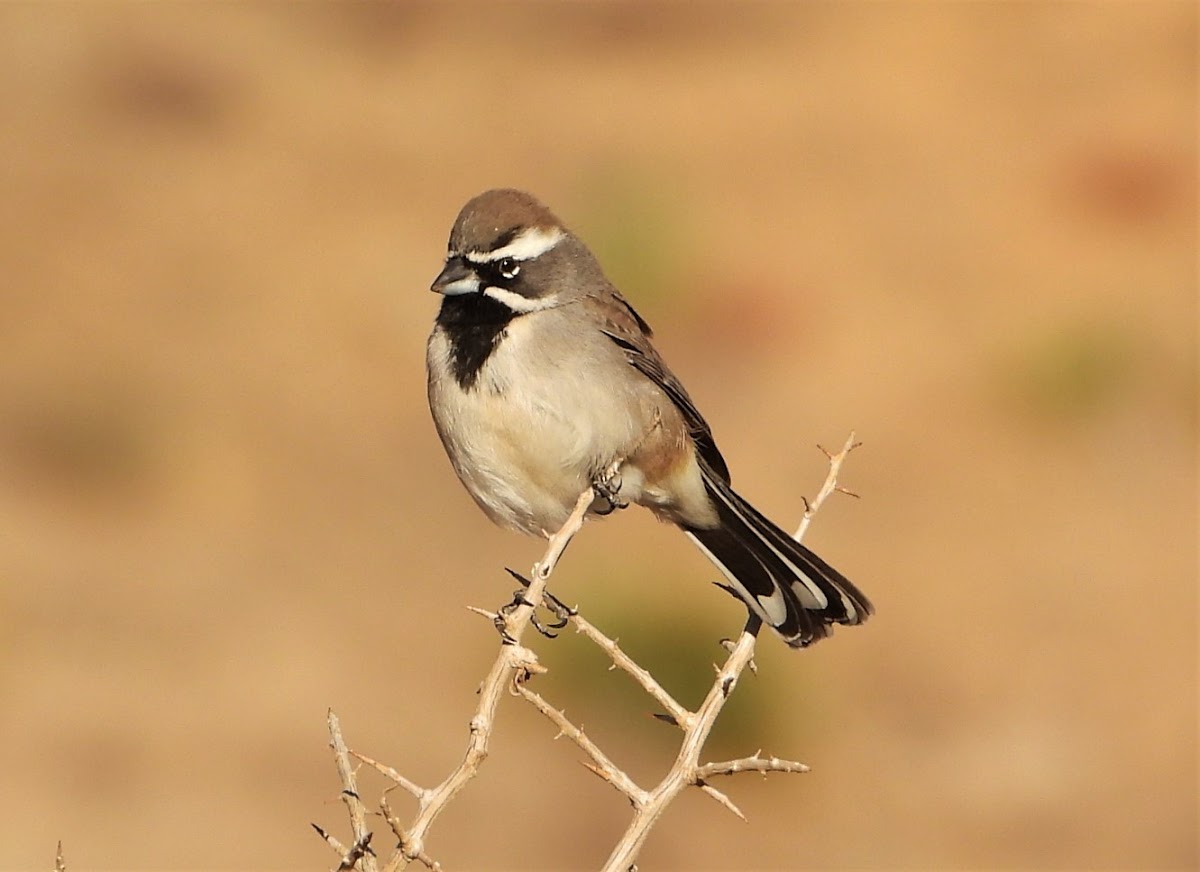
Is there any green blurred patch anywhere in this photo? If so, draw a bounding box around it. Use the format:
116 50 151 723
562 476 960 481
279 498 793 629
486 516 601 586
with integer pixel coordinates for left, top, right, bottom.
999 319 1140 422
569 165 692 315
531 565 816 759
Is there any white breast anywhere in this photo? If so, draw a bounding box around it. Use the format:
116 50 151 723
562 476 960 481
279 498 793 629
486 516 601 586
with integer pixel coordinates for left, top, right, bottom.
427 312 643 534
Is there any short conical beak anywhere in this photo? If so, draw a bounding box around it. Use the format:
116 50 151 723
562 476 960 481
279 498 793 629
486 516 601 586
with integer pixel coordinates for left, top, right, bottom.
431 256 480 296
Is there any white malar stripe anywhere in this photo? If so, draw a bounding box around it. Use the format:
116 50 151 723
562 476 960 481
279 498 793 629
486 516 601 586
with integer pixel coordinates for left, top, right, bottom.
705 480 830 611
481 286 560 313
466 226 564 264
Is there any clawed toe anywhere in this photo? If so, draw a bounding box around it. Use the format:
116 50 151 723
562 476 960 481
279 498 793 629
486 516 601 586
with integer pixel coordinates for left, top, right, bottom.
500 568 577 640
591 468 628 514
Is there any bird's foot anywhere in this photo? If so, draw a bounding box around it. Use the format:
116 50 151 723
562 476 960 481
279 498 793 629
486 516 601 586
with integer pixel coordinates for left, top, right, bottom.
500 567 577 639
591 466 628 515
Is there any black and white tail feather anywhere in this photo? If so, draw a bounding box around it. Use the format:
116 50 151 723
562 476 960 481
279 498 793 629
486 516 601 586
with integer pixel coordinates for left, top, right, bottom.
685 458 872 648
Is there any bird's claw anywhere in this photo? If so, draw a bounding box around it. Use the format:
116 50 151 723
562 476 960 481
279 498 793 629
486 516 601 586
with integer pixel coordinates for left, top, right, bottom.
591 468 628 514
501 567 577 640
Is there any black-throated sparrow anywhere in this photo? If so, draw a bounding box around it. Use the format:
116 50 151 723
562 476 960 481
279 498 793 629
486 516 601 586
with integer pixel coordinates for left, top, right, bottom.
426 189 872 647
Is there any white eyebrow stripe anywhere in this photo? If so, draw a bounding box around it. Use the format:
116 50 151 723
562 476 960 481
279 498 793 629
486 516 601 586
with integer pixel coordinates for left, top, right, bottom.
481 286 560 313
465 226 564 264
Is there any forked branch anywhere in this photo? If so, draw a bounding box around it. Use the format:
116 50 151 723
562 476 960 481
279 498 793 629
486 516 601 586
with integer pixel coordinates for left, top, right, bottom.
322 485 595 871
320 436 861 871
547 433 860 871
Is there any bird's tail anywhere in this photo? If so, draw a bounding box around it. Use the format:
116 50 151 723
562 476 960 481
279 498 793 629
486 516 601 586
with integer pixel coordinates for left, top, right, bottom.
684 462 872 648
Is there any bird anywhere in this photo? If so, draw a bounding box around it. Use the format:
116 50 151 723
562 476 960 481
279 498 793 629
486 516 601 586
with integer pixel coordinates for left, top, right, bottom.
425 189 872 647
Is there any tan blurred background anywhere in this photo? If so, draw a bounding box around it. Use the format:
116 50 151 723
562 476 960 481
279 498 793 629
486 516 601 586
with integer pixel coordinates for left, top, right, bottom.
0 3 1195 870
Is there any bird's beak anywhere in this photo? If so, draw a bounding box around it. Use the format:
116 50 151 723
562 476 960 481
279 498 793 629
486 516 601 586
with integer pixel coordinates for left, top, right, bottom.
431 256 480 296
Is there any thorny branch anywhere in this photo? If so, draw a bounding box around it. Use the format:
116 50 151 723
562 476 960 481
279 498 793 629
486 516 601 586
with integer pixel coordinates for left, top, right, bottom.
320 484 595 871
319 435 861 871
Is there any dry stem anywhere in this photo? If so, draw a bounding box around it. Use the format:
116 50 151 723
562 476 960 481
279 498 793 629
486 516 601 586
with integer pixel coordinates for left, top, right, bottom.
596 432 859 871
324 485 596 871
322 435 860 871
326 709 377 872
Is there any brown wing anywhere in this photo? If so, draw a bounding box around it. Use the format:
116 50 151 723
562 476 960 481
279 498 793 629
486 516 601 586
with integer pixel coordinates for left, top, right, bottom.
589 290 731 484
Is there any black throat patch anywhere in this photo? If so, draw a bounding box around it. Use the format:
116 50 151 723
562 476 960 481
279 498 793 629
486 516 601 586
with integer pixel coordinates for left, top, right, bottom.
436 293 517 390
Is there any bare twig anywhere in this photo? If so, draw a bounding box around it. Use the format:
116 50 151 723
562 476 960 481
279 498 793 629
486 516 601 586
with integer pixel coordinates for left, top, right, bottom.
313 823 349 856
514 681 647 803
599 618 763 871
352 751 426 804
323 437 860 871
363 485 596 872
695 754 810 779
335 835 374 872
380 794 442 871
696 782 746 820
600 432 860 871
312 824 372 872
796 432 858 541
571 613 691 728
326 709 378 872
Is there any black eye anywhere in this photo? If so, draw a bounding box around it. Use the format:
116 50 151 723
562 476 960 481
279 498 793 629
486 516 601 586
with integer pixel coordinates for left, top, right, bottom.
497 257 520 280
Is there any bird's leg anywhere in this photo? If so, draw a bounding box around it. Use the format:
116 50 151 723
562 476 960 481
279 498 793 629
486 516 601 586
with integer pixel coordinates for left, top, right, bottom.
591 464 628 515
494 483 597 641
593 410 662 515
495 579 539 641
504 568 576 636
